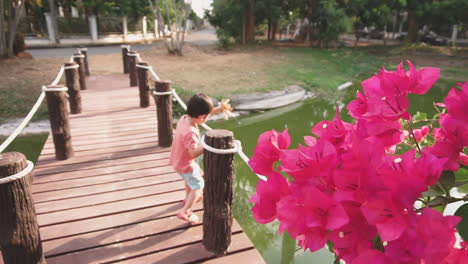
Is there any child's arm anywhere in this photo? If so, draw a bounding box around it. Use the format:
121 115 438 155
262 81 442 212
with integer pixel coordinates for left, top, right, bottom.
188 145 204 159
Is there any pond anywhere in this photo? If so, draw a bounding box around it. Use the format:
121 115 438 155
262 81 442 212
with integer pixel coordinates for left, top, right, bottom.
210 79 459 263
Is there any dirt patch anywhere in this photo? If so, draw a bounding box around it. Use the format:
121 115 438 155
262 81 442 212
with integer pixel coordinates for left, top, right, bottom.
89 44 285 97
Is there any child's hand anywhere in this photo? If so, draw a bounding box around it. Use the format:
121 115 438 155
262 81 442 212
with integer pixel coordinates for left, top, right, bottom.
219 99 233 112
218 99 234 120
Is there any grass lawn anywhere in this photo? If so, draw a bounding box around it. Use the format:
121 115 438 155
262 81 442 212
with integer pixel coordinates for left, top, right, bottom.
0 133 49 163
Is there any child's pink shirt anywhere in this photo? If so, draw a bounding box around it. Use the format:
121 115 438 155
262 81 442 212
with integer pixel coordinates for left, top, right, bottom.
169 115 200 173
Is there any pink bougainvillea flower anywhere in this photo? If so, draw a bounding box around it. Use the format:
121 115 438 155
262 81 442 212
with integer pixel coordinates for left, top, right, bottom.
329 202 377 264
279 140 338 183
445 81 468 122
296 228 329 252
406 60 440 95
347 90 368 119
377 150 428 207
361 192 412 242
443 241 468 264
312 108 354 150
413 125 430 142
276 181 349 251
248 129 290 177
460 153 468 166
249 172 290 224
353 249 395 264
385 208 460 264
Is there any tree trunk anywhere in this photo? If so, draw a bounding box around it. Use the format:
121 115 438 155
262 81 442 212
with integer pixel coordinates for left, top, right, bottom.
7 0 26 57
407 9 418 43
267 19 271 40
202 129 234 255
0 0 6 57
241 9 246 44
247 0 255 43
0 152 46 264
272 21 278 41
46 0 60 43
307 0 317 47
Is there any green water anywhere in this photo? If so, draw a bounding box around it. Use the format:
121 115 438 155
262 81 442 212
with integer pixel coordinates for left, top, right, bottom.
209 79 457 264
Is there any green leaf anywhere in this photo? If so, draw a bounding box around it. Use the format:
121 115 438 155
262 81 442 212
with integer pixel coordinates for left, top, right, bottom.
455 203 468 241
439 171 456 193
413 111 428 121
423 185 444 197
454 180 468 188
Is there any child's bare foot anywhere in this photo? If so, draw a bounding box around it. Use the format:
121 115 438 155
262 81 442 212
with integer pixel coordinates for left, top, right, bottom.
177 211 199 224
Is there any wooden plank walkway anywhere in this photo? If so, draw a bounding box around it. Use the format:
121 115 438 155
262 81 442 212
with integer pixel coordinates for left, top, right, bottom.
0 73 264 264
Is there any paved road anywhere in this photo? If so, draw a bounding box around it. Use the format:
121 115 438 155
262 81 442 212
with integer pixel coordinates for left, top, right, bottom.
28 43 156 58
28 28 218 58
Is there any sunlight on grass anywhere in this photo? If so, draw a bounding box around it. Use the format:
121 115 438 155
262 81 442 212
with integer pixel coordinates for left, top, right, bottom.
0 133 49 163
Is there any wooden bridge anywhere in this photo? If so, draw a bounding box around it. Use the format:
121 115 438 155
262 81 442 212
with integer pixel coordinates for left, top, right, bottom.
0 72 264 263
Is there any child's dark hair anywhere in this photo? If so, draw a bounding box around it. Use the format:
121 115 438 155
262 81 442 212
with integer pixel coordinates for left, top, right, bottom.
186 93 214 118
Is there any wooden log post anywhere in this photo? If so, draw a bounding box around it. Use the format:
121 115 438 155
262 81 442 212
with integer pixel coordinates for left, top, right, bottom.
137 62 151 108
128 50 138 87
44 85 74 160
0 152 45 264
121 44 130 74
73 53 87 90
64 62 82 114
202 129 235 255
79 47 90 76
154 80 173 147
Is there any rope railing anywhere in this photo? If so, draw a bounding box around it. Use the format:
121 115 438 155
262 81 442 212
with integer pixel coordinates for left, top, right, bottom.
0 62 72 153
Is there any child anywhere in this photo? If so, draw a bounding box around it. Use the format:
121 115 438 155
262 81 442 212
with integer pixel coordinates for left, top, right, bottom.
170 93 232 224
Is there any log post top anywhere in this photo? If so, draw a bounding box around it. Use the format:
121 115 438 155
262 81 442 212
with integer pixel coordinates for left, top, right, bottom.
64 62 79 69
42 85 68 92
0 152 25 171
206 129 233 139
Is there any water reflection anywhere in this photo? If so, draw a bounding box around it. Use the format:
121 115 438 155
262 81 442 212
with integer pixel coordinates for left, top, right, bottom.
208 80 454 263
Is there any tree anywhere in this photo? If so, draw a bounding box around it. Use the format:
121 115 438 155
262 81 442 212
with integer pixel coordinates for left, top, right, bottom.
1 0 27 58
46 0 60 43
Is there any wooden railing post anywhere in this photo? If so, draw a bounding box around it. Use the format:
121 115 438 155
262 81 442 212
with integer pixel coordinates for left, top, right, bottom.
137 62 150 108
0 152 45 264
128 51 138 87
64 62 82 114
154 80 173 147
202 129 235 255
79 47 90 76
121 44 130 74
44 85 74 160
73 53 87 90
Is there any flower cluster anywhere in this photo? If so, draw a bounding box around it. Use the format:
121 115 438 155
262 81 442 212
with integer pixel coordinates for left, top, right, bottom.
248 62 468 264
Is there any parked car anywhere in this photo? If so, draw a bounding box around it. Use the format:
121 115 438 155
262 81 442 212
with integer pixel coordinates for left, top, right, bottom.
421 31 448 46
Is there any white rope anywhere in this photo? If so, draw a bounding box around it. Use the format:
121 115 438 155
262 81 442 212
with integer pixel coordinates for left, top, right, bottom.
171 89 187 110
121 44 131 49
0 160 34 184
136 54 143 62
153 89 174 96
69 55 74 63
79 47 88 51
201 135 240 154
127 53 139 57
0 92 46 153
72 54 85 58
51 66 65 85
64 64 79 70
149 68 161 81
136 64 152 70
42 86 68 92
200 136 267 181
